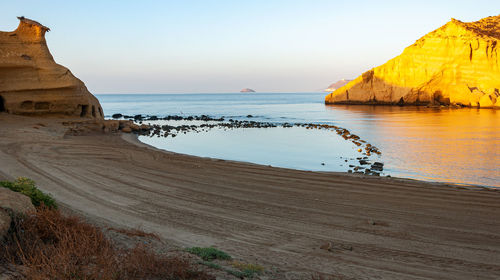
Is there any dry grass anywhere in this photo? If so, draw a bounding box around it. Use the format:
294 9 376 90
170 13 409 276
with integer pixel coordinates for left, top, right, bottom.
0 206 214 280
231 261 264 274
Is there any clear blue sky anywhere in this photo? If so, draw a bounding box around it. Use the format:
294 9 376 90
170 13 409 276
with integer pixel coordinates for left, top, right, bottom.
1 1 497 93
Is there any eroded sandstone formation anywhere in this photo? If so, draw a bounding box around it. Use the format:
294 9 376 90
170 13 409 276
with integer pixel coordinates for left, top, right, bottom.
0 17 103 118
325 15 500 108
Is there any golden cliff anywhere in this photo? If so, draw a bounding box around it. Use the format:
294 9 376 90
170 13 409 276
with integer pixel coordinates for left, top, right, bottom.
325 15 500 108
0 17 103 118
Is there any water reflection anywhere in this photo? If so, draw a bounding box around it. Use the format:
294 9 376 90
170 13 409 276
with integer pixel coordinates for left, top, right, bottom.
325 105 499 187
140 126 368 173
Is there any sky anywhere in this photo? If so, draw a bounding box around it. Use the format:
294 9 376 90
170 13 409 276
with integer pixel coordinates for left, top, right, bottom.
0 0 498 93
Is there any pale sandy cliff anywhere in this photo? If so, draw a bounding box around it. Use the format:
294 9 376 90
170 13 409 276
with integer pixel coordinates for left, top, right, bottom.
325 15 500 108
0 17 103 118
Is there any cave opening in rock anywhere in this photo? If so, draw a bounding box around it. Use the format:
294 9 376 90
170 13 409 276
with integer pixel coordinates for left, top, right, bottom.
35 102 50 110
0 96 5 112
21 101 33 109
80 105 88 117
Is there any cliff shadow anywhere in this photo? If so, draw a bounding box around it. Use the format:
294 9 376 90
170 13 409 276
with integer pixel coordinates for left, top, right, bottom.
325 72 459 106
0 95 5 112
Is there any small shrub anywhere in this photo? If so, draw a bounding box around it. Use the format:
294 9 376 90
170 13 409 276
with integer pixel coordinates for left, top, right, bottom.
199 260 222 270
0 177 57 209
187 247 232 261
232 261 264 276
227 269 249 278
226 268 261 278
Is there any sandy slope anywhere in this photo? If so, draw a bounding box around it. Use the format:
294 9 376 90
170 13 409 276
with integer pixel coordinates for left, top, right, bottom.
1 114 499 279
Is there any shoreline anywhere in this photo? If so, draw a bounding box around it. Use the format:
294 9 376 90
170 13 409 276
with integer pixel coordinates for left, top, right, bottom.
124 115 497 189
126 132 495 191
1 114 500 279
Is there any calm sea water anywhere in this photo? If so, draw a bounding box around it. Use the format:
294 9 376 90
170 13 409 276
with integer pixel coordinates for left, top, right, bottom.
97 93 500 188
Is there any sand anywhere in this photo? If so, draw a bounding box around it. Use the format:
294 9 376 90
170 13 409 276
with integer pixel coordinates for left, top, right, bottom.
1 114 499 279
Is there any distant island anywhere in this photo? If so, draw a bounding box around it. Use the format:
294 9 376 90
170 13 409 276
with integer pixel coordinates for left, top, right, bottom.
324 79 351 92
240 88 256 93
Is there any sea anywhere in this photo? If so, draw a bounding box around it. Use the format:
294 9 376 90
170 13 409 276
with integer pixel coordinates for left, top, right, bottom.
97 92 500 188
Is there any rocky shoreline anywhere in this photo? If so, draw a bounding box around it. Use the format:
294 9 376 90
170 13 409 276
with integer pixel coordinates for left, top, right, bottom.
108 113 386 176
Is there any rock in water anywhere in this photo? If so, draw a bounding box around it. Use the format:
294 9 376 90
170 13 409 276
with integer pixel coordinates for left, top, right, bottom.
0 17 103 118
325 15 500 108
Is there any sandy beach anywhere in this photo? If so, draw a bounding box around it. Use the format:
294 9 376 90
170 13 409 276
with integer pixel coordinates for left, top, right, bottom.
1 114 499 279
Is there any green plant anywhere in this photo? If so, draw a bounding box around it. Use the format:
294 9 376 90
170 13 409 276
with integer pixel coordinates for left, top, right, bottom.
226 268 257 278
199 260 222 270
0 177 57 209
232 261 264 276
186 247 231 261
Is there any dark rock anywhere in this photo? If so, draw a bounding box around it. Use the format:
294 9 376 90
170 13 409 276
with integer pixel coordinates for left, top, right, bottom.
371 162 384 171
112 113 123 119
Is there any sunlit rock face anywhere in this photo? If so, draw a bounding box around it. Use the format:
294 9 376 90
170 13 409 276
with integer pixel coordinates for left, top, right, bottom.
325 15 500 108
0 17 103 118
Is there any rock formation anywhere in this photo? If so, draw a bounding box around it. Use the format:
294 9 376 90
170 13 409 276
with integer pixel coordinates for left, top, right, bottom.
324 79 351 92
325 15 500 108
240 88 256 93
0 187 35 238
0 17 103 118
